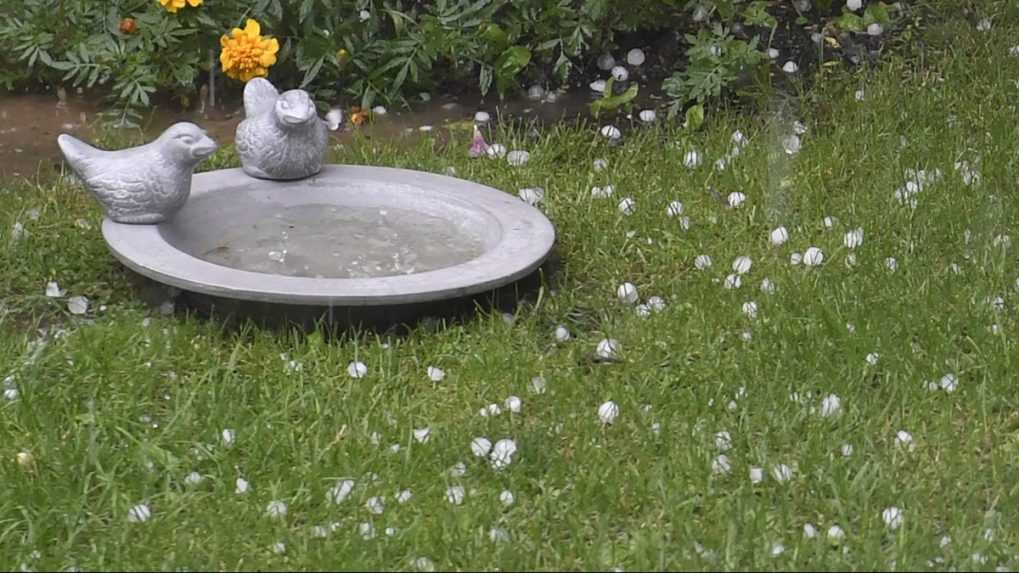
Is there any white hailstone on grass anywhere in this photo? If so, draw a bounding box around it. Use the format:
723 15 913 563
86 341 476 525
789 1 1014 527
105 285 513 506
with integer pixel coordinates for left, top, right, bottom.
711 454 732 476
732 129 749 147
714 431 733 451
771 464 794 482
617 197 636 215
593 158 608 172
855 89 865 101
490 439 518 470
358 522 376 540
803 247 824 267
639 109 657 123
867 22 884 35
651 422 662 435
895 430 915 451
554 325 571 343
325 108 343 131
847 0 862 11
760 278 776 295
127 504 151 523
448 462 468 477
598 401 620 425
479 403 502 417
823 215 836 229
418 125 433 132
741 330 753 342
885 257 898 272
347 361 368 379
591 185 615 198
844 228 864 249
427 366 446 382
359 9 371 21
742 301 759 319
366 496 385 515
413 428 431 443
820 394 842 417
732 256 752 275
827 525 846 543
600 125 622 140
4 388 18 401
272 542 287 555
694 254 713 270
67 296 88 315
803 523 818 539
596 339 621 360
235 478 250 494
489 527 511 543
597 53 616 71
976 18 991 31
749 467 764 484
840 444 854 457
589 79 607 94
727 192 746 208
793 121 808 135
882 507 904 530
500 490 515 506
683 150 703 168
527 85 545 101
504 395 523 413
770 226 789 246
486 143 507 158
327 479 356 504
626 48 646 66
468 434 493 456
396 489 413 504
666 201 684 217
507 150 530 166
865 352 880 366
1011 46 1019 57
411 557 436 572
766 47 780 60
790 252 803 265
474 111 491 123
184 472 204 486
940 373 958 392
724 274 742 290
770 543 785 557
610 66 629 82
372 105 387 116
782 134 801 155
782 61 799 73
647 296 666 312
45 281 65 298
221 428 235 446
265 500 288 519
446 485 466 505
617 282 639 305
714 157 728 171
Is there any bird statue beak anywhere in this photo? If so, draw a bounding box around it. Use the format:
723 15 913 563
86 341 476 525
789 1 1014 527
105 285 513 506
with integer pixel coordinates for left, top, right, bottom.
280 107 317 125
191 136 219 160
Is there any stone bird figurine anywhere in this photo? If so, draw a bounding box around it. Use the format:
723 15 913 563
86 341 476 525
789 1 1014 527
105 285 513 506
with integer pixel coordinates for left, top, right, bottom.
235 78 329 180
57 123 218 224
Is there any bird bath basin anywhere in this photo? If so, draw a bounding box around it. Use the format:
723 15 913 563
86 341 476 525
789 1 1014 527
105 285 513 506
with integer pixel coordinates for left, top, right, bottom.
102 165 556 328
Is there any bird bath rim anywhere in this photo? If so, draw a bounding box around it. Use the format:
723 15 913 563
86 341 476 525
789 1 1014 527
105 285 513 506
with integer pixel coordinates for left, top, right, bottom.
102 165 556 306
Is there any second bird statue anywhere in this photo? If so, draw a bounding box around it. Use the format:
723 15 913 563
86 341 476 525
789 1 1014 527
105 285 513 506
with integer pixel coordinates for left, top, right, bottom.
235 78 329 180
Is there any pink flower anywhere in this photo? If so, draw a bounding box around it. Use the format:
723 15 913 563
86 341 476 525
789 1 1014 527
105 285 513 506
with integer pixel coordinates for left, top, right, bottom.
468 126 490 158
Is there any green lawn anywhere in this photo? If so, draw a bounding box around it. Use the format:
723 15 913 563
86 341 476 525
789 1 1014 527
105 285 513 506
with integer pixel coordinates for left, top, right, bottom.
3 4 1019 570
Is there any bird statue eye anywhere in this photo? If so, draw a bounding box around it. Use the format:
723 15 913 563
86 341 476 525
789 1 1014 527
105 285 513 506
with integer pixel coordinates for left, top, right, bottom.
280 101 290 110
178 136 194 145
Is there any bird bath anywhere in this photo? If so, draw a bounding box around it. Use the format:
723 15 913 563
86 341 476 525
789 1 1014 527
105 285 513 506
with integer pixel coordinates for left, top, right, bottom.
102 165 556 328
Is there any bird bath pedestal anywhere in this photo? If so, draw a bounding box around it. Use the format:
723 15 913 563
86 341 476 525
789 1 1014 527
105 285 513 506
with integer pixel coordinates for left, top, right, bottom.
102 165 556 329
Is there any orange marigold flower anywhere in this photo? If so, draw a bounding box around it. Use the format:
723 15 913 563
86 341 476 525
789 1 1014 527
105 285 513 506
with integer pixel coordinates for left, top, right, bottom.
219 19 280 83
158 0 202 13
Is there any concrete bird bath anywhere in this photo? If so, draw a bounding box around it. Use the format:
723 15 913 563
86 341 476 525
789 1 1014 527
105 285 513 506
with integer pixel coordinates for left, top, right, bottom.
102 164 556 328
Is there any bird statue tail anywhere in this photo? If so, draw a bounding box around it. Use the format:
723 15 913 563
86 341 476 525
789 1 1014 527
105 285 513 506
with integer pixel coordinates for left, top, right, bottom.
57 133 102 180
244 77 280 118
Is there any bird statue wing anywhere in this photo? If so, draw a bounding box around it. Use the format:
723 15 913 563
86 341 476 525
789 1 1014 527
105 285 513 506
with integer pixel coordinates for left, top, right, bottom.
244 78 280 118
57 134 111 182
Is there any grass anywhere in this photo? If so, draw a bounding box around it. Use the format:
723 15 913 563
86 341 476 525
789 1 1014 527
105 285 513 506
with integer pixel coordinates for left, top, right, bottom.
3 3 1019 570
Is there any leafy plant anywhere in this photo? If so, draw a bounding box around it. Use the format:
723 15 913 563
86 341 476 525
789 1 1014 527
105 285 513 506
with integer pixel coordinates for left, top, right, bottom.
662 24 765 115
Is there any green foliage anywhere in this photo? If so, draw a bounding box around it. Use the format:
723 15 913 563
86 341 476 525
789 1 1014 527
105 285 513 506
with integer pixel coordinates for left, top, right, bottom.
662 24 766 115
589 76 639 118
0 0 896 120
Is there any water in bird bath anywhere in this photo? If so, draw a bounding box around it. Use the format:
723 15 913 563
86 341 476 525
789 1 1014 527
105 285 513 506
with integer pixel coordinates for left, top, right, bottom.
189 203 485 278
